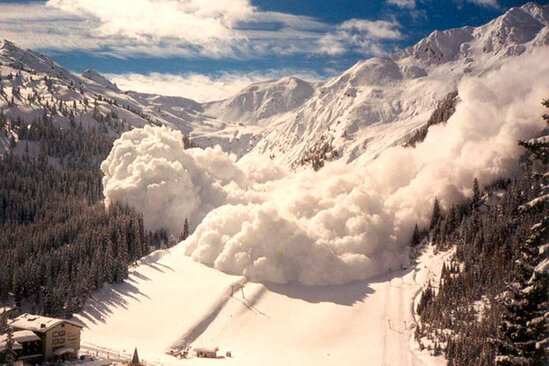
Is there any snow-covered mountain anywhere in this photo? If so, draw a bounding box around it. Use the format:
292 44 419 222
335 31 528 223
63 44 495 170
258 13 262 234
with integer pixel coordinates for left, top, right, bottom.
1 2 548 167
203 76 314 125
247 2 549 166
82 69 121 92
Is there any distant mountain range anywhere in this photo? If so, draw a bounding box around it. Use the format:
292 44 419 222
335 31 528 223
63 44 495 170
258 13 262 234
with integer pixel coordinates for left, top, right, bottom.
1 2 548 167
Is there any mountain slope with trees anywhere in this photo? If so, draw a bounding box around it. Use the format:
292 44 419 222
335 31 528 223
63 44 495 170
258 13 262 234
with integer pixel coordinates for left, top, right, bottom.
414 99 549 366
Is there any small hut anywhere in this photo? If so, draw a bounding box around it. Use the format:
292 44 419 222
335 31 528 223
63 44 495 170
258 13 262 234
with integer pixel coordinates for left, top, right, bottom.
194 347 218 358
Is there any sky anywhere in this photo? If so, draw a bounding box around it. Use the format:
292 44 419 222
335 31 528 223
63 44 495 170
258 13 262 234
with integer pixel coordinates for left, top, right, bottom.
0 0 546 101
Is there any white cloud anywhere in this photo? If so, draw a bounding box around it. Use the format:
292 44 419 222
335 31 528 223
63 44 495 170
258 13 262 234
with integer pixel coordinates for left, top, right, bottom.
387 0 416 9
318 19 402 56
106 69 325 102
465 0 499 9
0 1 401 59
47 0 253 43
102 50 549 286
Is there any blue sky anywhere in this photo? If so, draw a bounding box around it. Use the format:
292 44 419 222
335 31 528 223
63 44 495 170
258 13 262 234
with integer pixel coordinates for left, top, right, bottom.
0 0 546 101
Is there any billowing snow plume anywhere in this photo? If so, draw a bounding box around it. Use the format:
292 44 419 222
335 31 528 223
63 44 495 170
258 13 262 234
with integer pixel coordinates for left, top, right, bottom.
103 50 549 286
100 126 248 234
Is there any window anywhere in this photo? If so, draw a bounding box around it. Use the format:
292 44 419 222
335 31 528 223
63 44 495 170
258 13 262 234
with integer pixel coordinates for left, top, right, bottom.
53 331 66 337
52 338 66 345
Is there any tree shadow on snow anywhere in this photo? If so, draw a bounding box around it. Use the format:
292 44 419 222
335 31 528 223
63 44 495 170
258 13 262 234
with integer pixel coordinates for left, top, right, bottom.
77 276 152 326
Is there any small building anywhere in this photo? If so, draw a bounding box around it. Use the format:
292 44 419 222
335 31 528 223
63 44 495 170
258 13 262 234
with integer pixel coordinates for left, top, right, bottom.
1 330 42 363
9 313 83 361
194 347 218 358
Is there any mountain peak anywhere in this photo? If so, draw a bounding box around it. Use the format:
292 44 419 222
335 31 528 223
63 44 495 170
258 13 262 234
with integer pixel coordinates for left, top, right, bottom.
520 2 549 24
205 75 314 124
0 39 19 51
398 3 548 64
82 69 120 92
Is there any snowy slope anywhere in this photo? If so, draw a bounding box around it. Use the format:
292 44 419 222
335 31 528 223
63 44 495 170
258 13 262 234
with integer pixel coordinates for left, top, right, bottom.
203 77 314 125
74 245 245 364
75 243 450 366
1 3 548 167
82 69 121 92
188 247 451 366
246 2 549 166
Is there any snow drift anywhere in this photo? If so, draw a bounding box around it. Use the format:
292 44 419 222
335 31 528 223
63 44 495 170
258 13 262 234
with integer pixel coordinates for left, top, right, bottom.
102 49 549 285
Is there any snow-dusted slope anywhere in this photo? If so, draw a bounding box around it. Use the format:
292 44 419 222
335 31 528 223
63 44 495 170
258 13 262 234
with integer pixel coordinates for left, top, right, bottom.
75 242 449 366
2 3 548 167
74 245 245 365
203 77 314 125
247 2 549 166
82 69 121 92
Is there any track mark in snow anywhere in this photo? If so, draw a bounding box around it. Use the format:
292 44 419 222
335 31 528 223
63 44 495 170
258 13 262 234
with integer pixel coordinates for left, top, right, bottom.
231 285 269 317
169 279 247 352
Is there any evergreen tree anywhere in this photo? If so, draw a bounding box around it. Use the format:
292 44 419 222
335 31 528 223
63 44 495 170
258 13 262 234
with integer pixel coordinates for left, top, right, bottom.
411 224 421 247
0 317 16 366
496 98 549 366
430 197 442 230
496 220 549 365
183 218 189 240
472 178 481 207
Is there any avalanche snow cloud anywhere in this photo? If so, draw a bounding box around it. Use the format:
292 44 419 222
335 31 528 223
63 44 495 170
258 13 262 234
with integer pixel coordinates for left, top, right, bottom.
100 126 250 234
101 50 549 286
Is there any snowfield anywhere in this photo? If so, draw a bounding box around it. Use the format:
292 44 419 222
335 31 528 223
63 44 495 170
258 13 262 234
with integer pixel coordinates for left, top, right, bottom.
74 244 245 363
75 244 450 366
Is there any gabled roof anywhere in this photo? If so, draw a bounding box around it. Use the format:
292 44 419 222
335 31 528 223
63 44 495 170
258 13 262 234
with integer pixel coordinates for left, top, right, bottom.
9 313 84 333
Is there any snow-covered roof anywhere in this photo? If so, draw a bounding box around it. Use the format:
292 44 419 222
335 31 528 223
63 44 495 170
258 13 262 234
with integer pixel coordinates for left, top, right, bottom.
10 313 84 333
0 334 24 352
194 347 219 353
12 330 41 343
0 306 13 314
52 346 75 356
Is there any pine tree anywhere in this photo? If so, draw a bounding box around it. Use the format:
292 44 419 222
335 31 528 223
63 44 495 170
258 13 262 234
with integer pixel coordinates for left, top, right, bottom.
1 316 16 366
131 348 140 365
412 224 421 247
496 220 549 366
430 198 442 230
472 178 481 207
180 218 190 241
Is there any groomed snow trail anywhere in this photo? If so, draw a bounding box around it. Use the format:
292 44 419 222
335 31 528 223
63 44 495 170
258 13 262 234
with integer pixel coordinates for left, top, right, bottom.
76 244 449 366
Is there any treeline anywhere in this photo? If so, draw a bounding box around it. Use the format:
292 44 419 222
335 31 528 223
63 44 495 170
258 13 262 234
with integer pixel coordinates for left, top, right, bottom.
13 111 114 168
413 100 549 365
0 114 168 318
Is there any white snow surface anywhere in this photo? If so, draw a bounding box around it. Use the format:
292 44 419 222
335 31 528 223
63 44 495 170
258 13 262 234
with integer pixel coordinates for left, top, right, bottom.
75 244 449 366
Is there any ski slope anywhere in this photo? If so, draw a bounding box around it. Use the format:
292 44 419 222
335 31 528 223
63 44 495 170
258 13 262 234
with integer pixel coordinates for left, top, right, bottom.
73 245 245 364
75 244 449 366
